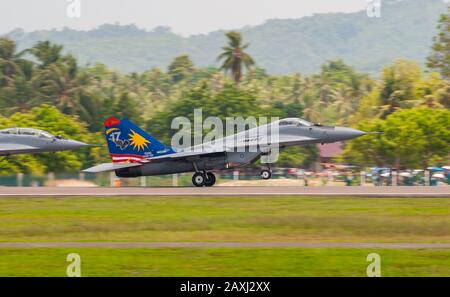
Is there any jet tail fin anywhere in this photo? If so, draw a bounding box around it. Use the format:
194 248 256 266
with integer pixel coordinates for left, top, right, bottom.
103 117 174 163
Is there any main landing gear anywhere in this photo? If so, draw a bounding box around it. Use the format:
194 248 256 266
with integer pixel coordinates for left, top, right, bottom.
192 172 216 187
260 169 272 180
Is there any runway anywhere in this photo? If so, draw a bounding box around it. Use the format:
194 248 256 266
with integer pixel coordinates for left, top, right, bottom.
1 242 449 249
0 186 448 197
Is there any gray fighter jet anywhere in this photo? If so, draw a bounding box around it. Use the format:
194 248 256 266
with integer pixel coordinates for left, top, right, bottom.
84 117 366 187
0 128 89 156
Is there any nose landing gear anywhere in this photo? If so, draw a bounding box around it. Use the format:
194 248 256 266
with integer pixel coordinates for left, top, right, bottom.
260 163 272 180
260 169 272 180
192 172 216 187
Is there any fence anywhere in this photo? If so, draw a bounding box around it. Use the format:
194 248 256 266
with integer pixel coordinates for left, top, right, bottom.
0 168 448 187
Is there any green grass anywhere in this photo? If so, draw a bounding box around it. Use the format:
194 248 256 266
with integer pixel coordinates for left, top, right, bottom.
0 248 449 276
0 196 449 276
0 196 449 243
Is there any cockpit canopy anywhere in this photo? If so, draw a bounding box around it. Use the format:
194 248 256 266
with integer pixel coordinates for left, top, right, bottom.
0 128 54 138
277 118 313 127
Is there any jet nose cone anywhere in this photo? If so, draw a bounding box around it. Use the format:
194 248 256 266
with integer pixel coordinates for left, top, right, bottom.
348 128 367 138
335 127 367 140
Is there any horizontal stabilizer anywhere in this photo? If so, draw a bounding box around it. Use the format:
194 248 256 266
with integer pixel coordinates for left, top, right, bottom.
83 162 141 173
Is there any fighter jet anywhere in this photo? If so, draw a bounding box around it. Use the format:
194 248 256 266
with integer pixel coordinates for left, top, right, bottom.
84 117 366 187
0 127 89 156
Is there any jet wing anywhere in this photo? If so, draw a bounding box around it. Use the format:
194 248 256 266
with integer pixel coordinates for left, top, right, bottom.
83 150 225 173
230 135 317 150
83 135 318 172
148 150 224 161
83 162 142 173
0 143 38 155
149 135 317 161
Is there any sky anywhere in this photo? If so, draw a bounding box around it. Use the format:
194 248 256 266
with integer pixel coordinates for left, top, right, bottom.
0 0 368 36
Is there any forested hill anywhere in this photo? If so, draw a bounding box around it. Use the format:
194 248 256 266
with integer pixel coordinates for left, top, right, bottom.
5 0 448 75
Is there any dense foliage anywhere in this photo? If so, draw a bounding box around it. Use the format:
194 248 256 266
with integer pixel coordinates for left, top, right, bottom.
6 0 447 75
428 6 450 80
341 108 450 169
0 5 449 173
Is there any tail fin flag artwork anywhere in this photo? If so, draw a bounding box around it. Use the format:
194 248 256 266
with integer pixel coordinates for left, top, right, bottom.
85 117 367 187
104 117 175 163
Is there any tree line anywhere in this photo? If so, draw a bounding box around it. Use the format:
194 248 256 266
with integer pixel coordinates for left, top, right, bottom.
0 8 449 174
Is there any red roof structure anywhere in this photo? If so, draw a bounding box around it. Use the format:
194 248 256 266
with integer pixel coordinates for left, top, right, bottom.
318 142 343 158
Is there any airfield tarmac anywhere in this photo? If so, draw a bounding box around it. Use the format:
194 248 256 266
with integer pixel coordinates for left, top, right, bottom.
0 186 448 197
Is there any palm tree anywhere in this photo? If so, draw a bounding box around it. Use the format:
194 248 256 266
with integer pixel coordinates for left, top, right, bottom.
0 38 26 87
217 32 255 83
291 73 304 102
0 60 45 113
379 90 404 118
303 100 322 123
39 55 82 114
331 87 354 121
29 41 63 68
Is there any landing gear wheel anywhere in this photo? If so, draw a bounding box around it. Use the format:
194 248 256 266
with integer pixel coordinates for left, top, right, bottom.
204 172 216 187
192 172 206 187
261 170 272 180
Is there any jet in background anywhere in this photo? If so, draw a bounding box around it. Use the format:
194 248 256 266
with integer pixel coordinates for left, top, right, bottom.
84 117 366 187
0 128 89 156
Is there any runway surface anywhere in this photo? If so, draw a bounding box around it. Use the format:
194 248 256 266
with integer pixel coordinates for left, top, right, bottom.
0 242 449 249
0 186 449 197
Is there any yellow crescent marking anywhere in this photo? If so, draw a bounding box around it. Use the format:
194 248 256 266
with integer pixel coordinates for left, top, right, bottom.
106 128 119 134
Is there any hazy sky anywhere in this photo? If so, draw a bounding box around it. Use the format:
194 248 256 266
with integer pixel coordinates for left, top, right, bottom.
0 0 368 36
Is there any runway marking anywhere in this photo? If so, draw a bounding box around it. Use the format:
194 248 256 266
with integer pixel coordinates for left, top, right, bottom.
0 186 449 197
0 193 448 197
0 242 449 249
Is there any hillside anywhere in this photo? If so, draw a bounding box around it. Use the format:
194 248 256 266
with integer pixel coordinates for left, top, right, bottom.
4 0 448 75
